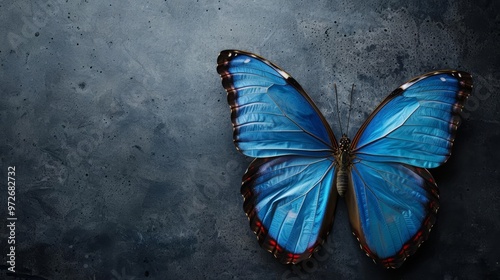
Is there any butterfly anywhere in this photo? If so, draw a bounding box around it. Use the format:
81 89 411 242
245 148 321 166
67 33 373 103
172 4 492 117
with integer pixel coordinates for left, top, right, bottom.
216 49 472 268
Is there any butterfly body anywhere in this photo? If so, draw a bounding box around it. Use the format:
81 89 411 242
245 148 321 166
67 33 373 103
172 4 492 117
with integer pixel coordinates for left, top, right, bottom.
217 49 472 268
335 134 353 197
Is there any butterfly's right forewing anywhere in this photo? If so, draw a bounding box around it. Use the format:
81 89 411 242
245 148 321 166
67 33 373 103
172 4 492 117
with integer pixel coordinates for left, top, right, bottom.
351 71 473 168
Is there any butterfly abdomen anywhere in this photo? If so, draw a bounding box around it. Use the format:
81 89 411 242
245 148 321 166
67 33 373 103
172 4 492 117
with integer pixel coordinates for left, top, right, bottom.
336 135 353 197
336 168 349 197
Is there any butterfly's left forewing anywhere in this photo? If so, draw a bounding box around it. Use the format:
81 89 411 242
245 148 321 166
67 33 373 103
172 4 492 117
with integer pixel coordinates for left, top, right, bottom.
217 50 337 157
346 71 472 268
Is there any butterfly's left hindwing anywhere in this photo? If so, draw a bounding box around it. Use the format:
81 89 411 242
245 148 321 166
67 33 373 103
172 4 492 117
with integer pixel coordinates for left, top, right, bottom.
242 156 337 264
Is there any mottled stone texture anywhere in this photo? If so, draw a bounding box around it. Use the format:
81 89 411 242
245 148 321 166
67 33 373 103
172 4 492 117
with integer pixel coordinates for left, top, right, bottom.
0 0 498 279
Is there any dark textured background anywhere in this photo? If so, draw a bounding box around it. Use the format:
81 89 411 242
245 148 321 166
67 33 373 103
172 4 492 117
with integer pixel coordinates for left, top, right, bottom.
1 0 499 279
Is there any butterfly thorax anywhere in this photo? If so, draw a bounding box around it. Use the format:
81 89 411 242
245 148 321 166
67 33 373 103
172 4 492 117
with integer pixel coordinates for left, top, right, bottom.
335 134 353 197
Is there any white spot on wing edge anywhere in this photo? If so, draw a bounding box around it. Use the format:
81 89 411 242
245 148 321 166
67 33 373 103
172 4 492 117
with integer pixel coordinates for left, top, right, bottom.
400 73 433 91
400 83 410 90
243 58 251 63
276 68 290 79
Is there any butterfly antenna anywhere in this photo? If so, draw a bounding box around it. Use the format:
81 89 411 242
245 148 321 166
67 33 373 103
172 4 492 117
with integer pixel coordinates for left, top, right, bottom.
334 83 344 135
346 84 355 137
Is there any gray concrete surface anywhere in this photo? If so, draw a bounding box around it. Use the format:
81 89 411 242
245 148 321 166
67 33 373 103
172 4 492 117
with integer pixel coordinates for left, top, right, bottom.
0 0 499 279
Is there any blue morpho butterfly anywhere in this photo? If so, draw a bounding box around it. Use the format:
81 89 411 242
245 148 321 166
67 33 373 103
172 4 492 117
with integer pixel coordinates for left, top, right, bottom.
216 50 473 268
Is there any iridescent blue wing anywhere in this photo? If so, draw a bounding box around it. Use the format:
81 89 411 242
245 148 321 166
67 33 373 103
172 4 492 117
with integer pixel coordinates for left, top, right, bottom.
346 71 473 268
217 50 339 264
242 155 337 264
346 161 439 268
217 50 337 158
351 71 473 168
